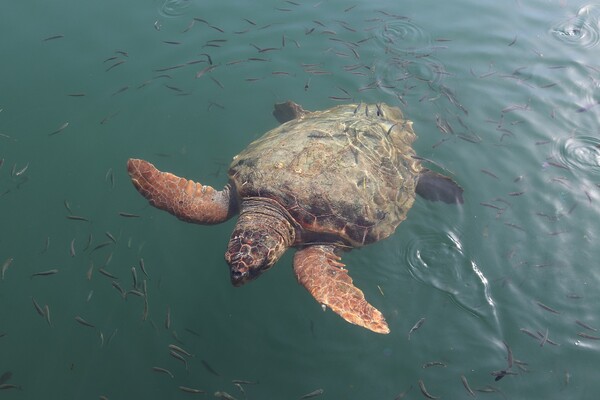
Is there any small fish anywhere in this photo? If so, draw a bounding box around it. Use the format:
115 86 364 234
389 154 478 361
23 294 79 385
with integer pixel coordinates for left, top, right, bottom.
577 332 600 340
66 215 89 222
209 25 225 33
105 168 114 189
576 320 598 332
105 251 114 266
111 281 125 298
491 369 518 381
480 169 499 179
70 238 76 257
476 385 502 394
31 269 59 278
422 361 446 369
142 296 149 321
83 233 93 252
86 262 94 280
195 64 219 79
131 267 138 289
44 304 51 326
152 366 174 378
520 328 539 339
111 86 129 96
106 328 118 346
63 200 73 214
231 379 258 385
169 350 188 370
43 34 64 41
0 383 21 390
179 386 204 394
105 60 125 72
165 307 171 330
49 122 69 136
119 212 140 218
300 388 324 399
539 328 549 347
98 268 118 279
139 258 149 278
201 359 220 376
32 297 45 317
92 241 113 253
417 379 439 399
1 257 13 280
164 84 184 92
233 383 245 395
169 344 193 358
503 340 513 368
408 317 425 340
126 289 144 298
14 163 29 176
75 316 95 328
214 392 237 400
536 301 561 314
105 231 117 244
461 375 475 397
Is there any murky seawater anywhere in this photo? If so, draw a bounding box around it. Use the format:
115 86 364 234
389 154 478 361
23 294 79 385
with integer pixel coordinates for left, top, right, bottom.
1 0 600 398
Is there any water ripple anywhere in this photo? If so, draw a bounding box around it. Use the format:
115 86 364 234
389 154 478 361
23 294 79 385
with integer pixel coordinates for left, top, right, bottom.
551 4 600 48
157 0 192 17
403 230 495 318
375 19 429 50
555 135 600 175
371 18 448 91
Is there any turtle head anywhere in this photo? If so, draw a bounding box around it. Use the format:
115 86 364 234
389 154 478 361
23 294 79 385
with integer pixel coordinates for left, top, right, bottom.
224 199 295 286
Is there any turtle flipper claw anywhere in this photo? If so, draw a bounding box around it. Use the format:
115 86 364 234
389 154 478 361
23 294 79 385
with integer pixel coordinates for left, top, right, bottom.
293 245 390 334
127 159 235 224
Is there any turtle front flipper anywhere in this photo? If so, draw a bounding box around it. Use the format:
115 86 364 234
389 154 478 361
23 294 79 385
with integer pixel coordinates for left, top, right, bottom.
127 159 236 224
416 168 464 204
293 245 390 334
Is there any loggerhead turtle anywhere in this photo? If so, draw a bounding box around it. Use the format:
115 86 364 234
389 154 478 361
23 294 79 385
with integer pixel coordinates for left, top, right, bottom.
127 101 463 334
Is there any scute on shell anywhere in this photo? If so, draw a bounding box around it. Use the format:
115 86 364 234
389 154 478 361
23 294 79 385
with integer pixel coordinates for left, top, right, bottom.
228 103 421 247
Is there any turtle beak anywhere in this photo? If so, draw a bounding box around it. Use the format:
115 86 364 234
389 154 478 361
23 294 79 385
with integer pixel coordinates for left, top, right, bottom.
226 252 254 286
224 232 269 286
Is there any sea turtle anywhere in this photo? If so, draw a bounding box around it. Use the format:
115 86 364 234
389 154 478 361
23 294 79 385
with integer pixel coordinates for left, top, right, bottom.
127 101 463 334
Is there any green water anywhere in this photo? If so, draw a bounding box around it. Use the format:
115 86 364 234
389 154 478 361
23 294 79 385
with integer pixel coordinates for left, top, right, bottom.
1 0 600 398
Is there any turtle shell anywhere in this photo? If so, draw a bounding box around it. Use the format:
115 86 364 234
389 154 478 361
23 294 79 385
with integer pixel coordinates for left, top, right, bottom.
228 103 421 247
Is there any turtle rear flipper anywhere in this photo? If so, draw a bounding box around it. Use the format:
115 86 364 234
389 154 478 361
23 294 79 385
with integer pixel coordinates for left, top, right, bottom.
293 245 390 334
273 101 309 124
127 159 236 224
416 168 464 204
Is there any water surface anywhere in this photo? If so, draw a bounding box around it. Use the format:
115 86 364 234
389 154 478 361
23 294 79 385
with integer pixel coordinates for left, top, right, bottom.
1 0 600 398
